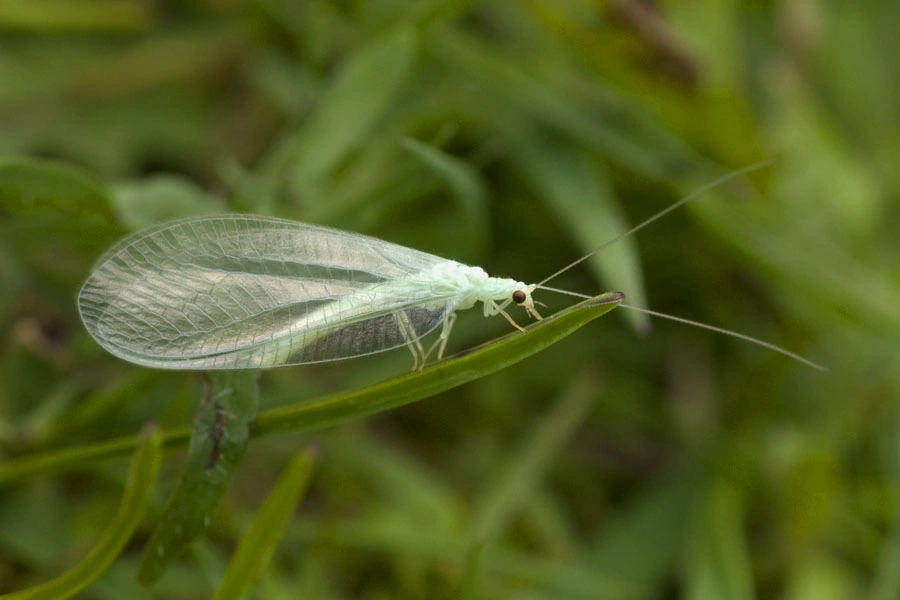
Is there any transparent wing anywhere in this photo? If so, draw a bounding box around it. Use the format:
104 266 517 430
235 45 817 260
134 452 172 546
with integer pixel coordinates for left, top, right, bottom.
77 214 458 369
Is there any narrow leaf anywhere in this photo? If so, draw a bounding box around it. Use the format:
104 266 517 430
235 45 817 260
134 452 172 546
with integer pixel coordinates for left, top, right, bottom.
112 175 223 230
513 134 649 332
472 371 601 543
684 478 754 600
589 472 699 598
138 371 259 583
0 0 149 31
250 26 417 211
0 426 162 600
401 137 490 253
296 26 415 182
0 292 624 484
0 157 112 219
213 448 317 600
253 292 624 437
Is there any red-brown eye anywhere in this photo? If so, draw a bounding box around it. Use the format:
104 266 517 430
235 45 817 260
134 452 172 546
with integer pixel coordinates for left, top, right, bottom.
512 290 526 304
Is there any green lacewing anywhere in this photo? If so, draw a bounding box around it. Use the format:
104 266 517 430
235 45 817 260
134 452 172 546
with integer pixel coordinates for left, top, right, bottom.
78 162 824 371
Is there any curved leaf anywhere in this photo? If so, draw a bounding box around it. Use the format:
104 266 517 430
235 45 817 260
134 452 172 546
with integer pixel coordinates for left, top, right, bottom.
512 134 649 333
247 26 418 212
0 426 162 600
213 448 316 600
0 156 112 219
0 292 624 484
138 372 259 583
253 291 624 437
401 137 489 255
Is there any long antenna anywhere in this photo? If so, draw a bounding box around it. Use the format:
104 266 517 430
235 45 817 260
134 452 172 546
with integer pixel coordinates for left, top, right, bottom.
537 158 776 286
532 286 826 371
620 303 827 371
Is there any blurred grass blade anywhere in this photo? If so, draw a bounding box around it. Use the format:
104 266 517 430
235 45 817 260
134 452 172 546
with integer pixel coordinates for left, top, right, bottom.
292 26 416 181
464 371 601 598
0 156 113 219
589 472 699 598
213 448 317 600
870 415 900 600
431 29 682 179
138 371 259 584
0 0 149 31
512 134 649 333
0 426 162 600
253 26 417 210
472 371 601 543
0 292 624 484
339 435 461 533
111 174 223 230
277 518 649 598
694 198 900 338
684 478 753 600
401 137 490 253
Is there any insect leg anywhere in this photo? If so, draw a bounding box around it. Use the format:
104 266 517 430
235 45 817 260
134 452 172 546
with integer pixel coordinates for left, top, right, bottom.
492 301 526 332
436 312 457 360
394 310 425 371
525 304 543 320
424 311 458 363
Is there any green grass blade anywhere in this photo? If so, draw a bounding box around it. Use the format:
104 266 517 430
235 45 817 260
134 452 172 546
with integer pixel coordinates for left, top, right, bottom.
250 26 417 212
472 371 601 544
138 371 259 584
0 156 113 219
589 473 700 597
253 291 624 437
0 292 623 484
462 372 601 598
401 137 490 253
511 134 649 333
0 426 162 600
213 448 316 600
0 0 149 31
291 26 416 184
112 174 222 230
684 478 754 600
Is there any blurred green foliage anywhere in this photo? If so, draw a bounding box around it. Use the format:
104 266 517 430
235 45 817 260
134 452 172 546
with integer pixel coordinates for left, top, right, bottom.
0 0 898 598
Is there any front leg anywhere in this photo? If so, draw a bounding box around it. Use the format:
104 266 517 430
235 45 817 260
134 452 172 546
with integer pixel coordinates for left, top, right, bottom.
488 300 526 333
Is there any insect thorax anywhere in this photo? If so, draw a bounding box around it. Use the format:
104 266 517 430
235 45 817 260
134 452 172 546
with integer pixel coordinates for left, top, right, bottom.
425 261 521 311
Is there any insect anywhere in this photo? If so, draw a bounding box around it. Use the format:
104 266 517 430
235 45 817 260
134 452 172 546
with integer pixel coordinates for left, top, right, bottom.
77 162 824 372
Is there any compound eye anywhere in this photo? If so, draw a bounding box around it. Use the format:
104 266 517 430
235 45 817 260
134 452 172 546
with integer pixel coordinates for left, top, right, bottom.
512 290 527 304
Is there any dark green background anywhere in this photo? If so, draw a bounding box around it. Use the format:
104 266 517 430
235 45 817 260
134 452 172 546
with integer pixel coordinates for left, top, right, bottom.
0 1 897 598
